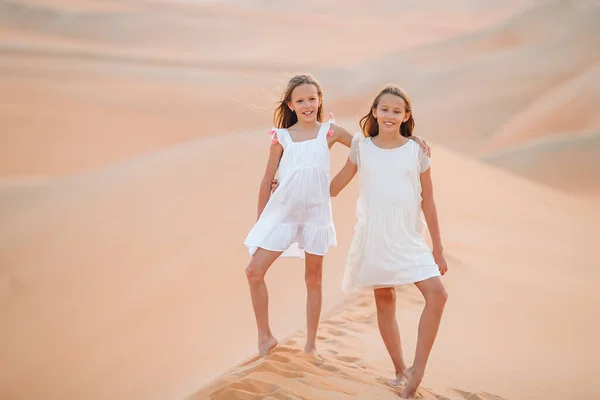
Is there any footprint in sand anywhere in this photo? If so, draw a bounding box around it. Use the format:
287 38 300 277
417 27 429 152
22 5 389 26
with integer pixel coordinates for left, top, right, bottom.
340 324 367 334
317 363 340 373
354 316 376 325
324 337 343 346
321 320 347 327
335 355 362 364
263 353 292 364
271 347 302 355
326 328 347 337
313 354 366 371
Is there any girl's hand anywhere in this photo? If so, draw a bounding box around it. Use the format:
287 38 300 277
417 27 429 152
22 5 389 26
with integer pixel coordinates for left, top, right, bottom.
433 250 448 275
411 136 431 157
271 179 279 193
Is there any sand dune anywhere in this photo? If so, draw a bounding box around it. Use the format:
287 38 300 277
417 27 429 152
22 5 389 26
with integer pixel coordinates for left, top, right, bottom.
1 130 598 399
6 1 599 193
321 0 600 193
475 64 600 154
482 132 600 196
1 0 544 177
191 291 511 400
192 141 600 400
0 126 357 400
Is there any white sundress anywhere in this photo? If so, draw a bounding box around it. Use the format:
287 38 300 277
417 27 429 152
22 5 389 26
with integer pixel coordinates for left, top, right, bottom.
342 133 441 292
244 120 337 257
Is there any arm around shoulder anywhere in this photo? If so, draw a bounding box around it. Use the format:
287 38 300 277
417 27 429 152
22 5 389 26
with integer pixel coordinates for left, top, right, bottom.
330 157 357 197
410 135 431 157
330 123 353 148
257 142 283 219
330 131 362 196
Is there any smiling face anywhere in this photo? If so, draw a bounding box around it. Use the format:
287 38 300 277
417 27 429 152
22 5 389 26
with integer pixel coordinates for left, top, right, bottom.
372 93 411 135
359 85 415 138
288 83 321 123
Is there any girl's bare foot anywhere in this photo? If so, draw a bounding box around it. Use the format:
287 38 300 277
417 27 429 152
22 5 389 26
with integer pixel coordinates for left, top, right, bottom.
404 366 413 381
304 345 323 362
401 366 423 399
388 369 407 386
258 335 278 357
388 374 405 386
388 366 410 386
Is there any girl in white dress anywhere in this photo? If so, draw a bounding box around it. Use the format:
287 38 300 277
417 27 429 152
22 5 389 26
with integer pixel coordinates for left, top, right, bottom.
330 85 448 399
244 75 431 358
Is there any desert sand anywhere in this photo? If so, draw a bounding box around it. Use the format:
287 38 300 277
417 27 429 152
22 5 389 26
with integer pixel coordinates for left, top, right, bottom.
1 1 599 399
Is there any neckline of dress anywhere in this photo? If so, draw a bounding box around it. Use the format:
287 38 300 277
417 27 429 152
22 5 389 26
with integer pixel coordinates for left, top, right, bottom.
367 137 412 151
285 122 326 144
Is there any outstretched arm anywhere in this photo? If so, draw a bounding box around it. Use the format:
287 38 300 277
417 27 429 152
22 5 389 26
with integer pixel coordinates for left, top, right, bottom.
257 142 283 219
420 167 447 275
330 158 357 197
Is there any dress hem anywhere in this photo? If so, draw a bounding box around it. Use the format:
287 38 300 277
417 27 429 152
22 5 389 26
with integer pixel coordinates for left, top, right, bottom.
245 242 337 257
342 271 441 293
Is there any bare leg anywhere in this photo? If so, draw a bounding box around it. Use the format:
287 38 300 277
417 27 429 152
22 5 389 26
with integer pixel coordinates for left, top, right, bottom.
402 277 448 398
245 248 283 356
374 287 408 385
304 252 323 356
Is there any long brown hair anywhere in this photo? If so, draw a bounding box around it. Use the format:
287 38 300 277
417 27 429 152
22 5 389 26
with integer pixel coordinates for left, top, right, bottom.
359 85 414 138
274 74 324 128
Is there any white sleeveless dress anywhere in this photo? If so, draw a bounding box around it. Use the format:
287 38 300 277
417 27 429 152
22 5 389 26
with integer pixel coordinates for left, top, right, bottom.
244 121 337 257
342 133 441 292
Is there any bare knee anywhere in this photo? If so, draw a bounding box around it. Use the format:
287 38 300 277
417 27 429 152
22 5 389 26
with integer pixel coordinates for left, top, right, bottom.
245 261 266 284
374 288 396 310
425 285 448 308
